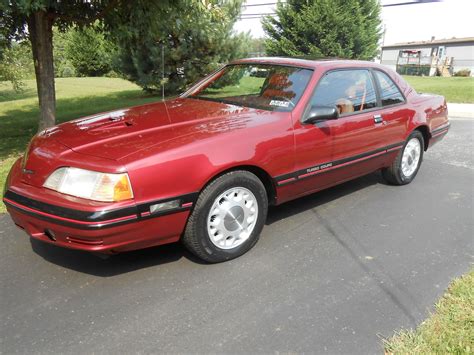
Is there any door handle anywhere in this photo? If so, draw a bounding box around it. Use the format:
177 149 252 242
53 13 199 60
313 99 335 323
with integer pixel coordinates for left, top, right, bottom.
374 114 383 124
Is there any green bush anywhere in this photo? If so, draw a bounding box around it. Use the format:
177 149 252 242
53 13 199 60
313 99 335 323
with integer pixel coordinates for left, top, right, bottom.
454 69 471 77
59 65 76 78
104 70 121 78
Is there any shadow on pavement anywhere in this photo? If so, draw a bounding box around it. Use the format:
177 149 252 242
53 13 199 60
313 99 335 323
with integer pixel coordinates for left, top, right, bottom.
267 171 385 224
31 239 207 277
30 171 386 276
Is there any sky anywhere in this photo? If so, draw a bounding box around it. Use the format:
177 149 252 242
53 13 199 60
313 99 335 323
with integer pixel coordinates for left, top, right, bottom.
233 0 474 45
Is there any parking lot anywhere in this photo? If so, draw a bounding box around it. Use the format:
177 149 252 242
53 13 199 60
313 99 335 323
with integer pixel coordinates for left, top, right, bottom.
1 118 472 353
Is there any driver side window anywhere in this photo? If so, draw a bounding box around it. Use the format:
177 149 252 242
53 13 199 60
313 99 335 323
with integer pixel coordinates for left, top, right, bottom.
310 69 377 115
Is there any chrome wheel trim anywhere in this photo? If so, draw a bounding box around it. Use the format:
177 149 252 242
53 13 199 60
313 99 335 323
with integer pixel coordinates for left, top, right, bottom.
207 187 259 250
401 137 421 178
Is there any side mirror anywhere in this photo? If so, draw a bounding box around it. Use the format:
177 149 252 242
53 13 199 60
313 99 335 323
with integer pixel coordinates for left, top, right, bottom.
302 105 339 124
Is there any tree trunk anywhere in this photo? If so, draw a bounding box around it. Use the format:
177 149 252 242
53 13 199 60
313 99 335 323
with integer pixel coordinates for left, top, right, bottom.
28 11 56 131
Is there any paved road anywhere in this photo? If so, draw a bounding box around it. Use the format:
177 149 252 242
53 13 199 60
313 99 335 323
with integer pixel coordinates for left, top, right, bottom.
1 119 473 354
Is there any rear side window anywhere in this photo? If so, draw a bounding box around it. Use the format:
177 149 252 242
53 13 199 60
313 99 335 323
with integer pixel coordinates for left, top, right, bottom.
374 71 405 106
310 69 377 115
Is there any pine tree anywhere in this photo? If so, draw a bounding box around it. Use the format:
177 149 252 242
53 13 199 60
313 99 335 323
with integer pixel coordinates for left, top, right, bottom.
65 24 115 77
113 0 250 94
263 0 382 60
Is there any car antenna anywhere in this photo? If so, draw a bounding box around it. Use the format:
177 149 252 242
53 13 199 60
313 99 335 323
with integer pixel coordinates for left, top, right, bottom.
161 42 171 123
161 43 165 102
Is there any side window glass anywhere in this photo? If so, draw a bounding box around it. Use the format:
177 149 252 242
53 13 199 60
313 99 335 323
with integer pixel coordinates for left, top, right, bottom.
310 69 377 115
374 71 405 106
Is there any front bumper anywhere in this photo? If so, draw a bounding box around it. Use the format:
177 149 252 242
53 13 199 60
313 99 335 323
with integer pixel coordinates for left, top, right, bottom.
5 196 189 253
3 160 196 253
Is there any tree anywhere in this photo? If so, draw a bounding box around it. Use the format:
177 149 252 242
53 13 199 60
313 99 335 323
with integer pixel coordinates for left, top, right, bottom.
0 0 199 131
113 0 250 94
248 37 266 57
52 27 75 77
263 0 382 60
1 0 124 130
0 41 34 91
65 24 115 77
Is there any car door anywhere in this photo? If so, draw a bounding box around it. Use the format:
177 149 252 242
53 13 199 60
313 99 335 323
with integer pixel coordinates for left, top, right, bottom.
370 69 410 148
288 68 388 196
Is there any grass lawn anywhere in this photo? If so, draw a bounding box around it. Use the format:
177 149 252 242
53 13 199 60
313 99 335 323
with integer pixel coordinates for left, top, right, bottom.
384 269 473 354
403 75 474 103
203 76 266 98
0 77 162 213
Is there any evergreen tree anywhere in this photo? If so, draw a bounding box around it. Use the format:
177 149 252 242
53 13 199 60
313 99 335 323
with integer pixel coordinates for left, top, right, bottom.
263 0 382 60
113 0 250 94
65 24 115 77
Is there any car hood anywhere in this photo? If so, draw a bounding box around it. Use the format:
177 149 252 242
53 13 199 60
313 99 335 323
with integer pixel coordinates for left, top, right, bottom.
48 98 259 161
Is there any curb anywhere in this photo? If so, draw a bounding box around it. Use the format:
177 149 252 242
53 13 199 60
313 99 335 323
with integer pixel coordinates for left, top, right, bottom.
447 103 474 119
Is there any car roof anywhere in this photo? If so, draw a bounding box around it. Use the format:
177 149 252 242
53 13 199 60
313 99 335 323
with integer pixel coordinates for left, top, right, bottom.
231 57 382 70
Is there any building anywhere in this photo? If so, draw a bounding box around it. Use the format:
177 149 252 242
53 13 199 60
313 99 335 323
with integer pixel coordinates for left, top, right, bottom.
381 37 474 76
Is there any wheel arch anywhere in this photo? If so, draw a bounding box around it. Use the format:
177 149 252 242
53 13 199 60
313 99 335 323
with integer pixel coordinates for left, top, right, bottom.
200 165 277 206
413 125 430 151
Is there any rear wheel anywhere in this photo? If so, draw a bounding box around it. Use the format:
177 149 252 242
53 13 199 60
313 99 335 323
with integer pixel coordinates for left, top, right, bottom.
382 130 424 185
182 171 268 263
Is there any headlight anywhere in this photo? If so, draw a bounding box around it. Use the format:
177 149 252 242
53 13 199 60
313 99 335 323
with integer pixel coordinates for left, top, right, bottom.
43 167 134 202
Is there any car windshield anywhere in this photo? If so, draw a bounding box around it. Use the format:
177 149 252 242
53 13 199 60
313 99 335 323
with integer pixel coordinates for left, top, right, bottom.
188 64 313 111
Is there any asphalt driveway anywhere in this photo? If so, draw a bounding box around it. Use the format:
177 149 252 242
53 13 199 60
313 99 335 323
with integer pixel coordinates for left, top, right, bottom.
1 118 472 354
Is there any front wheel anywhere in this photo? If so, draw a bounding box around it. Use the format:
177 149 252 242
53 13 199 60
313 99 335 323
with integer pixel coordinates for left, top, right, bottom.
182 171 268 263
382 130 424 185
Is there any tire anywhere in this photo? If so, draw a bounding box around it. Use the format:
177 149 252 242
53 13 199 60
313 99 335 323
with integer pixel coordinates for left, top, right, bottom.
382 130 424 185
182 170 268 263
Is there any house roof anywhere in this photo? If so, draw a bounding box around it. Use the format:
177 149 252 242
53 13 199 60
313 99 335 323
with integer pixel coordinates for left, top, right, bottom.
383 37 474 49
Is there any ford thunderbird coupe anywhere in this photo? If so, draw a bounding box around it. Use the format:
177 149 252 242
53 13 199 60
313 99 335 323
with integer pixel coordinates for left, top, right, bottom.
3 58 450 263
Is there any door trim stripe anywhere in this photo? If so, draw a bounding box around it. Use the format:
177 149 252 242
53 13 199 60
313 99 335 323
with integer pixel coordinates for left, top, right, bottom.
274 142 404 186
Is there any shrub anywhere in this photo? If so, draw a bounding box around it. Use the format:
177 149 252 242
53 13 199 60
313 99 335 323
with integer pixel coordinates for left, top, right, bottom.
104 70 121 78
60 66 76 78
454 69 471 77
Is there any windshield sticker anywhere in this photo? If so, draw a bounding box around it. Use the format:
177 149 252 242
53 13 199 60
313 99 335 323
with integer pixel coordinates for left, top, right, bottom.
269 100 290 108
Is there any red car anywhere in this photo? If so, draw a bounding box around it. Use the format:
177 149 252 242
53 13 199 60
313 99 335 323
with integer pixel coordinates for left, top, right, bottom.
3 58 450 263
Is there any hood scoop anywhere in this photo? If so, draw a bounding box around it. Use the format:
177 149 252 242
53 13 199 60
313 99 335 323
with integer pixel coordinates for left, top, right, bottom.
88 119 135 132
74 110 136 132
